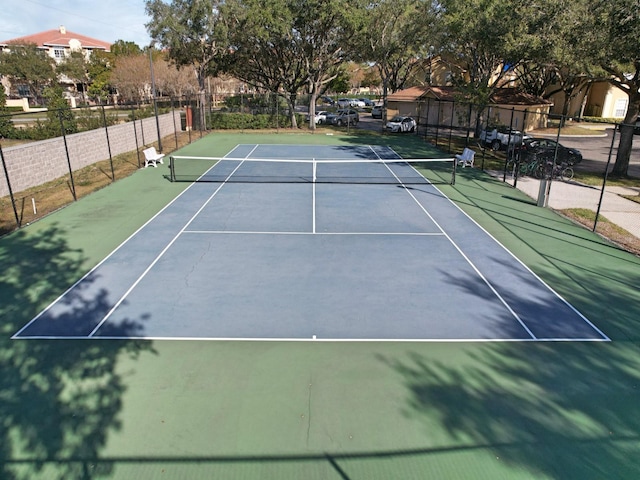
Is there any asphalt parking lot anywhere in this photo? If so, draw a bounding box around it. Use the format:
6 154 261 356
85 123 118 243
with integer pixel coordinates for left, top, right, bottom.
553 127 640 177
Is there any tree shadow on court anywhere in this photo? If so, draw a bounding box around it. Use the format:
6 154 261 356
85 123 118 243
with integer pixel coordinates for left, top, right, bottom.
379 341 640 479
0 225 155 479
378 241 640 478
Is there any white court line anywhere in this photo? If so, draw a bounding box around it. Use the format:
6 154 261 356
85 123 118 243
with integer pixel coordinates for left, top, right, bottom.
87 146 261 337
14 144 608 342
16 335 609 342
370 146 538 340
183 230 446 236
12 152 244 339
384 147 609 342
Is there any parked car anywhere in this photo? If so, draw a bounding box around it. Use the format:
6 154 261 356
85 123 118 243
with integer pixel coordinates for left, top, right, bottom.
480 126 530 150
326 109 359 126
385 115 416 133
319 96 334 106
306 110 329 125
358 98 375 107
337 98 365 108
371 105 384 119
516 138 583 164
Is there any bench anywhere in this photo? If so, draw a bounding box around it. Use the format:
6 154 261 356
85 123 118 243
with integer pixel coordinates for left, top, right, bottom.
143 147 165 168
455 148 475 168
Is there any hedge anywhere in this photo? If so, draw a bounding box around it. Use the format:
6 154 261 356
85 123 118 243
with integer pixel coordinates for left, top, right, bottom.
208 112 307 129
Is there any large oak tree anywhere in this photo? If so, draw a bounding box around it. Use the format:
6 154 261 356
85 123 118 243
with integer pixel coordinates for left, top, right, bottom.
221 0 356 129
589 0 640 177
146 0 229 128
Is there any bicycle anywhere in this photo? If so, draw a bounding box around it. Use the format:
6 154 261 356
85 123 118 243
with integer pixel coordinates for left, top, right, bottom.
542 160 574 181
517 157 545 178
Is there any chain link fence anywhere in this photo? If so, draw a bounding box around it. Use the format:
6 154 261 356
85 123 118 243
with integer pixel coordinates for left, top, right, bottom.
399 98 639 248
2 93 639 250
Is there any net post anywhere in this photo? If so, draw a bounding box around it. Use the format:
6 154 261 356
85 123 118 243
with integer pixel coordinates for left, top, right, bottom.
313 158 317 183
169 156 175 182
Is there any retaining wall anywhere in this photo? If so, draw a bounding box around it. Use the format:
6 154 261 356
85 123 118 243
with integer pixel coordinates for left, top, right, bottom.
1 111 180 197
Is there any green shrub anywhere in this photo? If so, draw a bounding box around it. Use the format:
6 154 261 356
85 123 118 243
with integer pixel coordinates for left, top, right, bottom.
208 112 306 129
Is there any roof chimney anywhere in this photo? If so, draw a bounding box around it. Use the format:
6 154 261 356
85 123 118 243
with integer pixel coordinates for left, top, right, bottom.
59 25 66 34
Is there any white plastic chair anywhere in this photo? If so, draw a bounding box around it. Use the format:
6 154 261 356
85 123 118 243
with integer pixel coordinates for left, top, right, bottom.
143 147 165 168
455 148 475 168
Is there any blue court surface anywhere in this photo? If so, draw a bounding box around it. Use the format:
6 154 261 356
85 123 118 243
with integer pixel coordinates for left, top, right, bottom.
14 145 608 341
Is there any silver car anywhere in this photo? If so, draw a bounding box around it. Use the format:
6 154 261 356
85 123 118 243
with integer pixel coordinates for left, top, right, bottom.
385 115 416 133
327 109 360 126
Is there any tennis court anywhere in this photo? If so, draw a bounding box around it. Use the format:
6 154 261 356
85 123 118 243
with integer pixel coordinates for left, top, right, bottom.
14 144 607 341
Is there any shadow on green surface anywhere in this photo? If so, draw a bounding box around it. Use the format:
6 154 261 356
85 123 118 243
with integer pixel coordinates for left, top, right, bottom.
380 340 640 479
375 165 640 477
2 132 639 478
447 167 640 341
0 226 155 479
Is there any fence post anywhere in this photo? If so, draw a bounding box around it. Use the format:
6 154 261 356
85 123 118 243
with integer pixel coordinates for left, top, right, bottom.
100 104 115 181
424 98 431 141
187 95 192 144
594 124 618 232
138 102 146 146
131 104 142 168
508 108 519 187
149 46 163 152
465 103 472 146
171 97 178 149
447 100 455 152
0 143 21 228
58 111 77 201
435 100 441 146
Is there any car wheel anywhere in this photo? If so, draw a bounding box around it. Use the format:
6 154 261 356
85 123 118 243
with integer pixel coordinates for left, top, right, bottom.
410 125 415 133
491 140 501 151
337 119 343 126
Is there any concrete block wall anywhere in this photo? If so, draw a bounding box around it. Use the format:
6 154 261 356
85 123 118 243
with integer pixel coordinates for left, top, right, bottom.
0 111 180 197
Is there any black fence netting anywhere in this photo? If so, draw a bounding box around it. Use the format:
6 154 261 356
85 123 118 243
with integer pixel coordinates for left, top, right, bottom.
1 93 638 251
400 98 638 251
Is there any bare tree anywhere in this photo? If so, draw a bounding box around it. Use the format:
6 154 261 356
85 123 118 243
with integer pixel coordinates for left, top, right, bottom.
110 55 150 103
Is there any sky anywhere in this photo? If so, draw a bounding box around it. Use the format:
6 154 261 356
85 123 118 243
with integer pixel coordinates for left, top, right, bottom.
0 0 152 47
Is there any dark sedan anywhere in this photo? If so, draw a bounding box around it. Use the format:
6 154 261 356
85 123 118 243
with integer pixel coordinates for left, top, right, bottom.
516 138 583 164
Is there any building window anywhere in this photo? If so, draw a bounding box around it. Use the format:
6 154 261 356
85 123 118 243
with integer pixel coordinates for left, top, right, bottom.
54 48 65 59
614 98 628 118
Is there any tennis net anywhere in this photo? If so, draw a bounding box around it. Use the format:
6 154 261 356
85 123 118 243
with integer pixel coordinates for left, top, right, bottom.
169 156 457 185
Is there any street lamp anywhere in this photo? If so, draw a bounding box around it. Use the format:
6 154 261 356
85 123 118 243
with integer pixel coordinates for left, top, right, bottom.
148 44 163 152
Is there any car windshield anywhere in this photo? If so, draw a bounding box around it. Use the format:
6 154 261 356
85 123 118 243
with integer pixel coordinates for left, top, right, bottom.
390 116 403 122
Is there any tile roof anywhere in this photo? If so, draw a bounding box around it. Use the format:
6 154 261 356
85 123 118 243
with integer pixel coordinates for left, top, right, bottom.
388 86 551 106
0 27 111 51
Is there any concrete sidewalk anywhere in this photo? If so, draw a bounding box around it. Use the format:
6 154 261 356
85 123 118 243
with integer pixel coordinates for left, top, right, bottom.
498 173 640 239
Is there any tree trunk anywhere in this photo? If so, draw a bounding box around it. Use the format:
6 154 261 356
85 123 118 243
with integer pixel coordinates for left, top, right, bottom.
611 91 640 177
308 80 318 131
285 92 297 128
308 94 317 131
